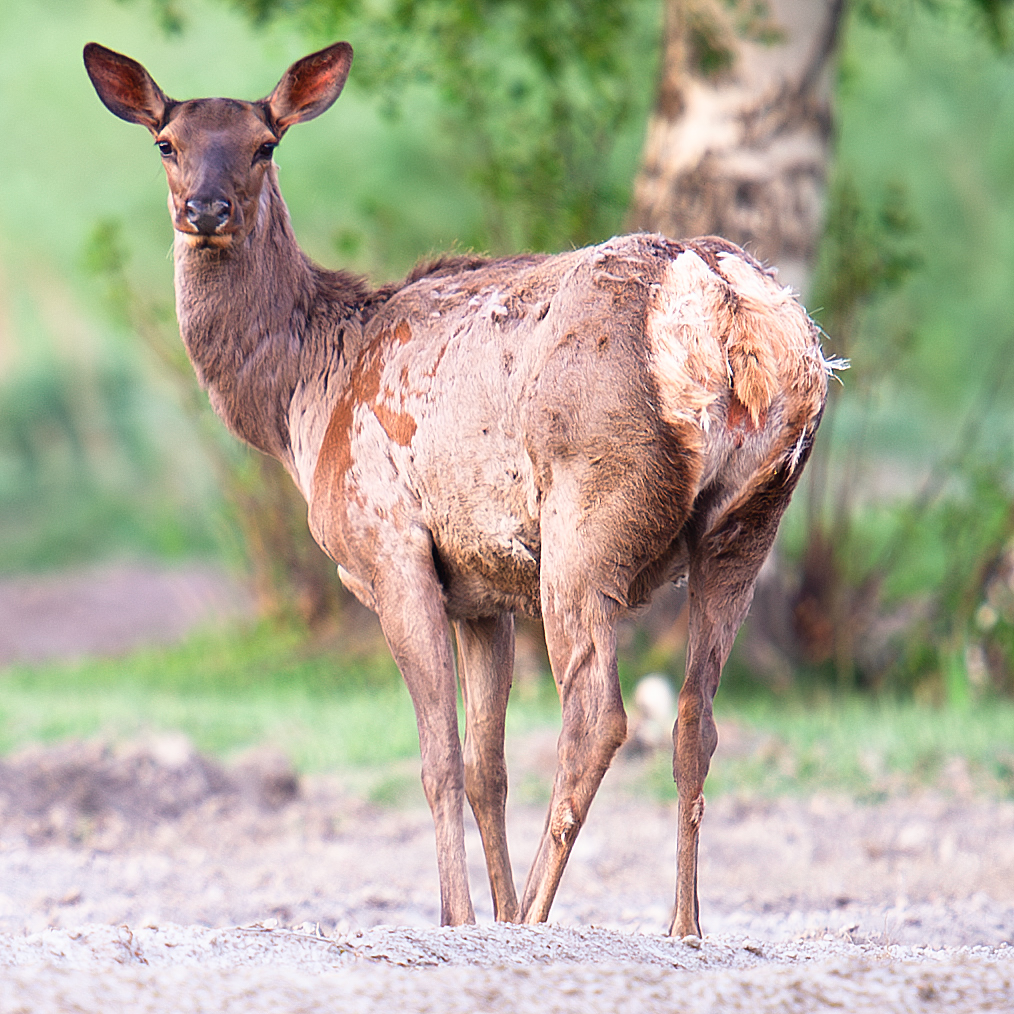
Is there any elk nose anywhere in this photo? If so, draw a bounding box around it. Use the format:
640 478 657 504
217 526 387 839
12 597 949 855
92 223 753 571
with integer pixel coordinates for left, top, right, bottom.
185 198 232 235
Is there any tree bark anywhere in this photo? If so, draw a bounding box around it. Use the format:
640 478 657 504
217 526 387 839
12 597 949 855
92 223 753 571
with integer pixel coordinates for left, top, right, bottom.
628 0 845 293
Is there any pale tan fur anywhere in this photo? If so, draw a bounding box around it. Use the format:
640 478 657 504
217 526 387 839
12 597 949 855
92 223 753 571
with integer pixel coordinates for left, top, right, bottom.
648 249 825 439
717 251 827 426
646 250 732 438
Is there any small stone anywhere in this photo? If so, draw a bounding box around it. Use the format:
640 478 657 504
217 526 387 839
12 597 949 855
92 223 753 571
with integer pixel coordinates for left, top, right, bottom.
682 934 702 948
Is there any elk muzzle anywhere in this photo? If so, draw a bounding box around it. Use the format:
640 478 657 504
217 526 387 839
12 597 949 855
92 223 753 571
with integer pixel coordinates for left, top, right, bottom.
185 197 233 235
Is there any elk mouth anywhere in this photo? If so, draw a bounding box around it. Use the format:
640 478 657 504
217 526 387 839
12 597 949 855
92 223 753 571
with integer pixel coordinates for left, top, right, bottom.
175 229 235 250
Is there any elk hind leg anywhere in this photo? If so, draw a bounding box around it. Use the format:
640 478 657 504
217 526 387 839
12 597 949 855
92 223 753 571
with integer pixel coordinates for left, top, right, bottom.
454 613 519 921
670 484 797 938
520 582 627 923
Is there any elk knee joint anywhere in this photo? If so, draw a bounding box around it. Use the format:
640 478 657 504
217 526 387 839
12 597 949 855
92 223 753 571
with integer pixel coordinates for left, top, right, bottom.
687 794 705 830
550 801 579 846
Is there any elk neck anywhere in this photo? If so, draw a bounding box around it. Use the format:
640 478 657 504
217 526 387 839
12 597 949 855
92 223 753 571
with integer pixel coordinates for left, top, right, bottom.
172 165 373 501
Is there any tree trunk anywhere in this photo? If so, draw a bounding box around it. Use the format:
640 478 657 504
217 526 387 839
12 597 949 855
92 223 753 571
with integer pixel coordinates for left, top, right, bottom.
628 0 847 680
628 0 845 294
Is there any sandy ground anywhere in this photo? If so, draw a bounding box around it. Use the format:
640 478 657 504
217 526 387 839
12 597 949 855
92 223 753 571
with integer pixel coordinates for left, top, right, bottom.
0 729 1012 1012
1 564 1012 1010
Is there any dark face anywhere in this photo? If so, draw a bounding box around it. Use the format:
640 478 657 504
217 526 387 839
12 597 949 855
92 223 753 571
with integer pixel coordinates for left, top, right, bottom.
154 99 279 249
83 41 354 250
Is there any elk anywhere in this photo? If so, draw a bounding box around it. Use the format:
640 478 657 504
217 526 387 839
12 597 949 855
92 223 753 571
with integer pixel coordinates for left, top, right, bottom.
84 40 833 937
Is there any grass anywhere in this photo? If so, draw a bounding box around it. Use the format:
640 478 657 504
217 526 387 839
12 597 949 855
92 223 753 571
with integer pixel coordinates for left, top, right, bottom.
0 621 412 770
3 620 1014 805
688 695 1014 802
0 620 560 773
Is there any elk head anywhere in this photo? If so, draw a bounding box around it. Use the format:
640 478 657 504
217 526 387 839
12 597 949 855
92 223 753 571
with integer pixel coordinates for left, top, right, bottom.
83 42 354 249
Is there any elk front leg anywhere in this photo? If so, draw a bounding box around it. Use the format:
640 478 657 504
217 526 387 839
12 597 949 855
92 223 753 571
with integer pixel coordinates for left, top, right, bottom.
374 559 474 927
454 614 519 921
519 587 627 923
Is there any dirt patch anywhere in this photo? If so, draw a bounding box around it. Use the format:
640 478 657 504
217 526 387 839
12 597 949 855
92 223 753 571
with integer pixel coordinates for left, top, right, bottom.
0 561 253 665
3 558 1011 1010
0 734 1012 1010
0 735 297 851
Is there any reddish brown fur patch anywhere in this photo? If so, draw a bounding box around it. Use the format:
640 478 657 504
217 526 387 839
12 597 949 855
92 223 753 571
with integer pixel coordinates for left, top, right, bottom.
310 390 355 561
424 342 449 380
317 394 353 486
353 344 384 404
316 328 418 488
726 392 764 433
373 403 417 446
726 324 779 428
312 343 385 521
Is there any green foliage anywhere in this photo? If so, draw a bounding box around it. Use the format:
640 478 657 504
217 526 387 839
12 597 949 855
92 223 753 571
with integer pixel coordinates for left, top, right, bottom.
773 0 1014 697
151 0 188 33
4 622 1014 804
810 173 921 361
973 0 1014 45
650 695 1014 800
0 344 223 573
854 0 1014 45
889 456 1014 700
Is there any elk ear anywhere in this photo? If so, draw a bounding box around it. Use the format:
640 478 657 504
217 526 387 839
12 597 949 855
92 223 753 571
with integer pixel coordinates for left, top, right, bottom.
265 42 353 133
84 43 170 134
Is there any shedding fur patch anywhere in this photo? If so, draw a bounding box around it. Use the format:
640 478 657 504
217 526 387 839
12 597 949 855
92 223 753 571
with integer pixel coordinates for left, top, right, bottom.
648 248 828 443
717 253 826 426
646 251 732 440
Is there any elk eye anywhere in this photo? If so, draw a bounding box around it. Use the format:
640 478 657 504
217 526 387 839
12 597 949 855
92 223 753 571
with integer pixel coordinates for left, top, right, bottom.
157 140 174 157
255 142 277 162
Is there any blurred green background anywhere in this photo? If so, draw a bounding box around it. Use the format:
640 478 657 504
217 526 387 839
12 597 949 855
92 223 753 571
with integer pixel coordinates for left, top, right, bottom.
2 0 1014 788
